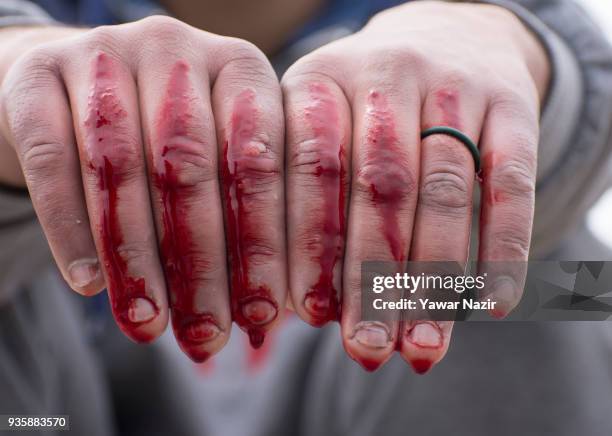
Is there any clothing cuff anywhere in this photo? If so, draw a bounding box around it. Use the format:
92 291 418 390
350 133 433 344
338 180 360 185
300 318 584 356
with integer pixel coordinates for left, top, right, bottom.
0 189 46 306
464 0 584 185
0 0 56 28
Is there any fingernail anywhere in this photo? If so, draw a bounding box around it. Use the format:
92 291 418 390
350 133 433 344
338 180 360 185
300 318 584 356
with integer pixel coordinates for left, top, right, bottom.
68 258 101 290
304 292 330 316
304 291 339 325
182 320 221 344
353 322 391 349
490 276 518 318
241 298 277 325
407 322 442 348
127 297 157 323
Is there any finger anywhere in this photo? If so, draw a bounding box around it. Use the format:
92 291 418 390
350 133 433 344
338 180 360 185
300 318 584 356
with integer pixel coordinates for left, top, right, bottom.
138 54 231 362
342 85 421 371
65 50 168 342
1 47 105 295
283 76 351 326
211 40 287 348
400 86 485 373
478 95 538 318
400 321 455 374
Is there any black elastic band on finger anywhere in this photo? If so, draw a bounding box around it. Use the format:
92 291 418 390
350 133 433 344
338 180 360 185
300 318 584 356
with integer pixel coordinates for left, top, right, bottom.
421 126 480 173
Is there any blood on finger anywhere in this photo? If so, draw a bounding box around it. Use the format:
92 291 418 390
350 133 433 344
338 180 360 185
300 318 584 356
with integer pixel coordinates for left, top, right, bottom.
360 90 414 262
85 52 157 342
152 61 221 357
435 89 462 130
358 358 384 372
410 358 433 375
302 83 346 325
222 89 279 348
481 151 511 206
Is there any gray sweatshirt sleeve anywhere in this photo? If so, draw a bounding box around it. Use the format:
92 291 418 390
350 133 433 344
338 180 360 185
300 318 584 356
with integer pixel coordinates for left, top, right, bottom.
464 0 612 256
0 1 55 305
0 186 51 305
0 0 55 27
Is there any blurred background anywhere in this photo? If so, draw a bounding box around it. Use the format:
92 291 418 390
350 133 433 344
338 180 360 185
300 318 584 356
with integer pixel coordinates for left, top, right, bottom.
581 0 612 248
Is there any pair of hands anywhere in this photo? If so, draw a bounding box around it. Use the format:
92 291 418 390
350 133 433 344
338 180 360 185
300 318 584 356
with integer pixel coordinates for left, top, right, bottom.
0 1 549 372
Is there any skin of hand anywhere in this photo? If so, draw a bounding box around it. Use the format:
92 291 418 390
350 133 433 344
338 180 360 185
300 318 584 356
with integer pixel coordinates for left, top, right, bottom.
281 0 550 373
0 0 550 372
0 16 288 361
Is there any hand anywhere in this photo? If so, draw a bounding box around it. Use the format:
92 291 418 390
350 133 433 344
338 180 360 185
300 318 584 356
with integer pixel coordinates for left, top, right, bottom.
281 1 549 372
0 16 287 361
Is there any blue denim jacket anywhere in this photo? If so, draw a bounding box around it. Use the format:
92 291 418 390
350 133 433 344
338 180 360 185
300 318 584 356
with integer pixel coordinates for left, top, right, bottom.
33 0 405 41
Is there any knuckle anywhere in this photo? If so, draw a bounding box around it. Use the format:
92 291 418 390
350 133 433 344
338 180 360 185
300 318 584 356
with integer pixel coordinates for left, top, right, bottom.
167 250 226 286
138 15 190 48
491 226 531 259
85 131 144 180
15 45 60 77
491 88 539 126
45 206 80 238
362 45 425 79
222 38 267 67
243 239 278 262
420 163 471 211
235 172 279 198
83 26 123 55
294 224 327 254
2 47 60 108
114 241 152 265
220 63 273 91
427 68 472 98
20 141 67 179
191 254 226 278
289 138 343 177
439 67 471 89
232 139 281 174
489 156 535 198
110 153 143 181
225 140 282 196
355 157 416 205
87 145 143 183
223 38 262 60
216 39 274 86
155 143 217 189
282 51 344 87
140 15 187 33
